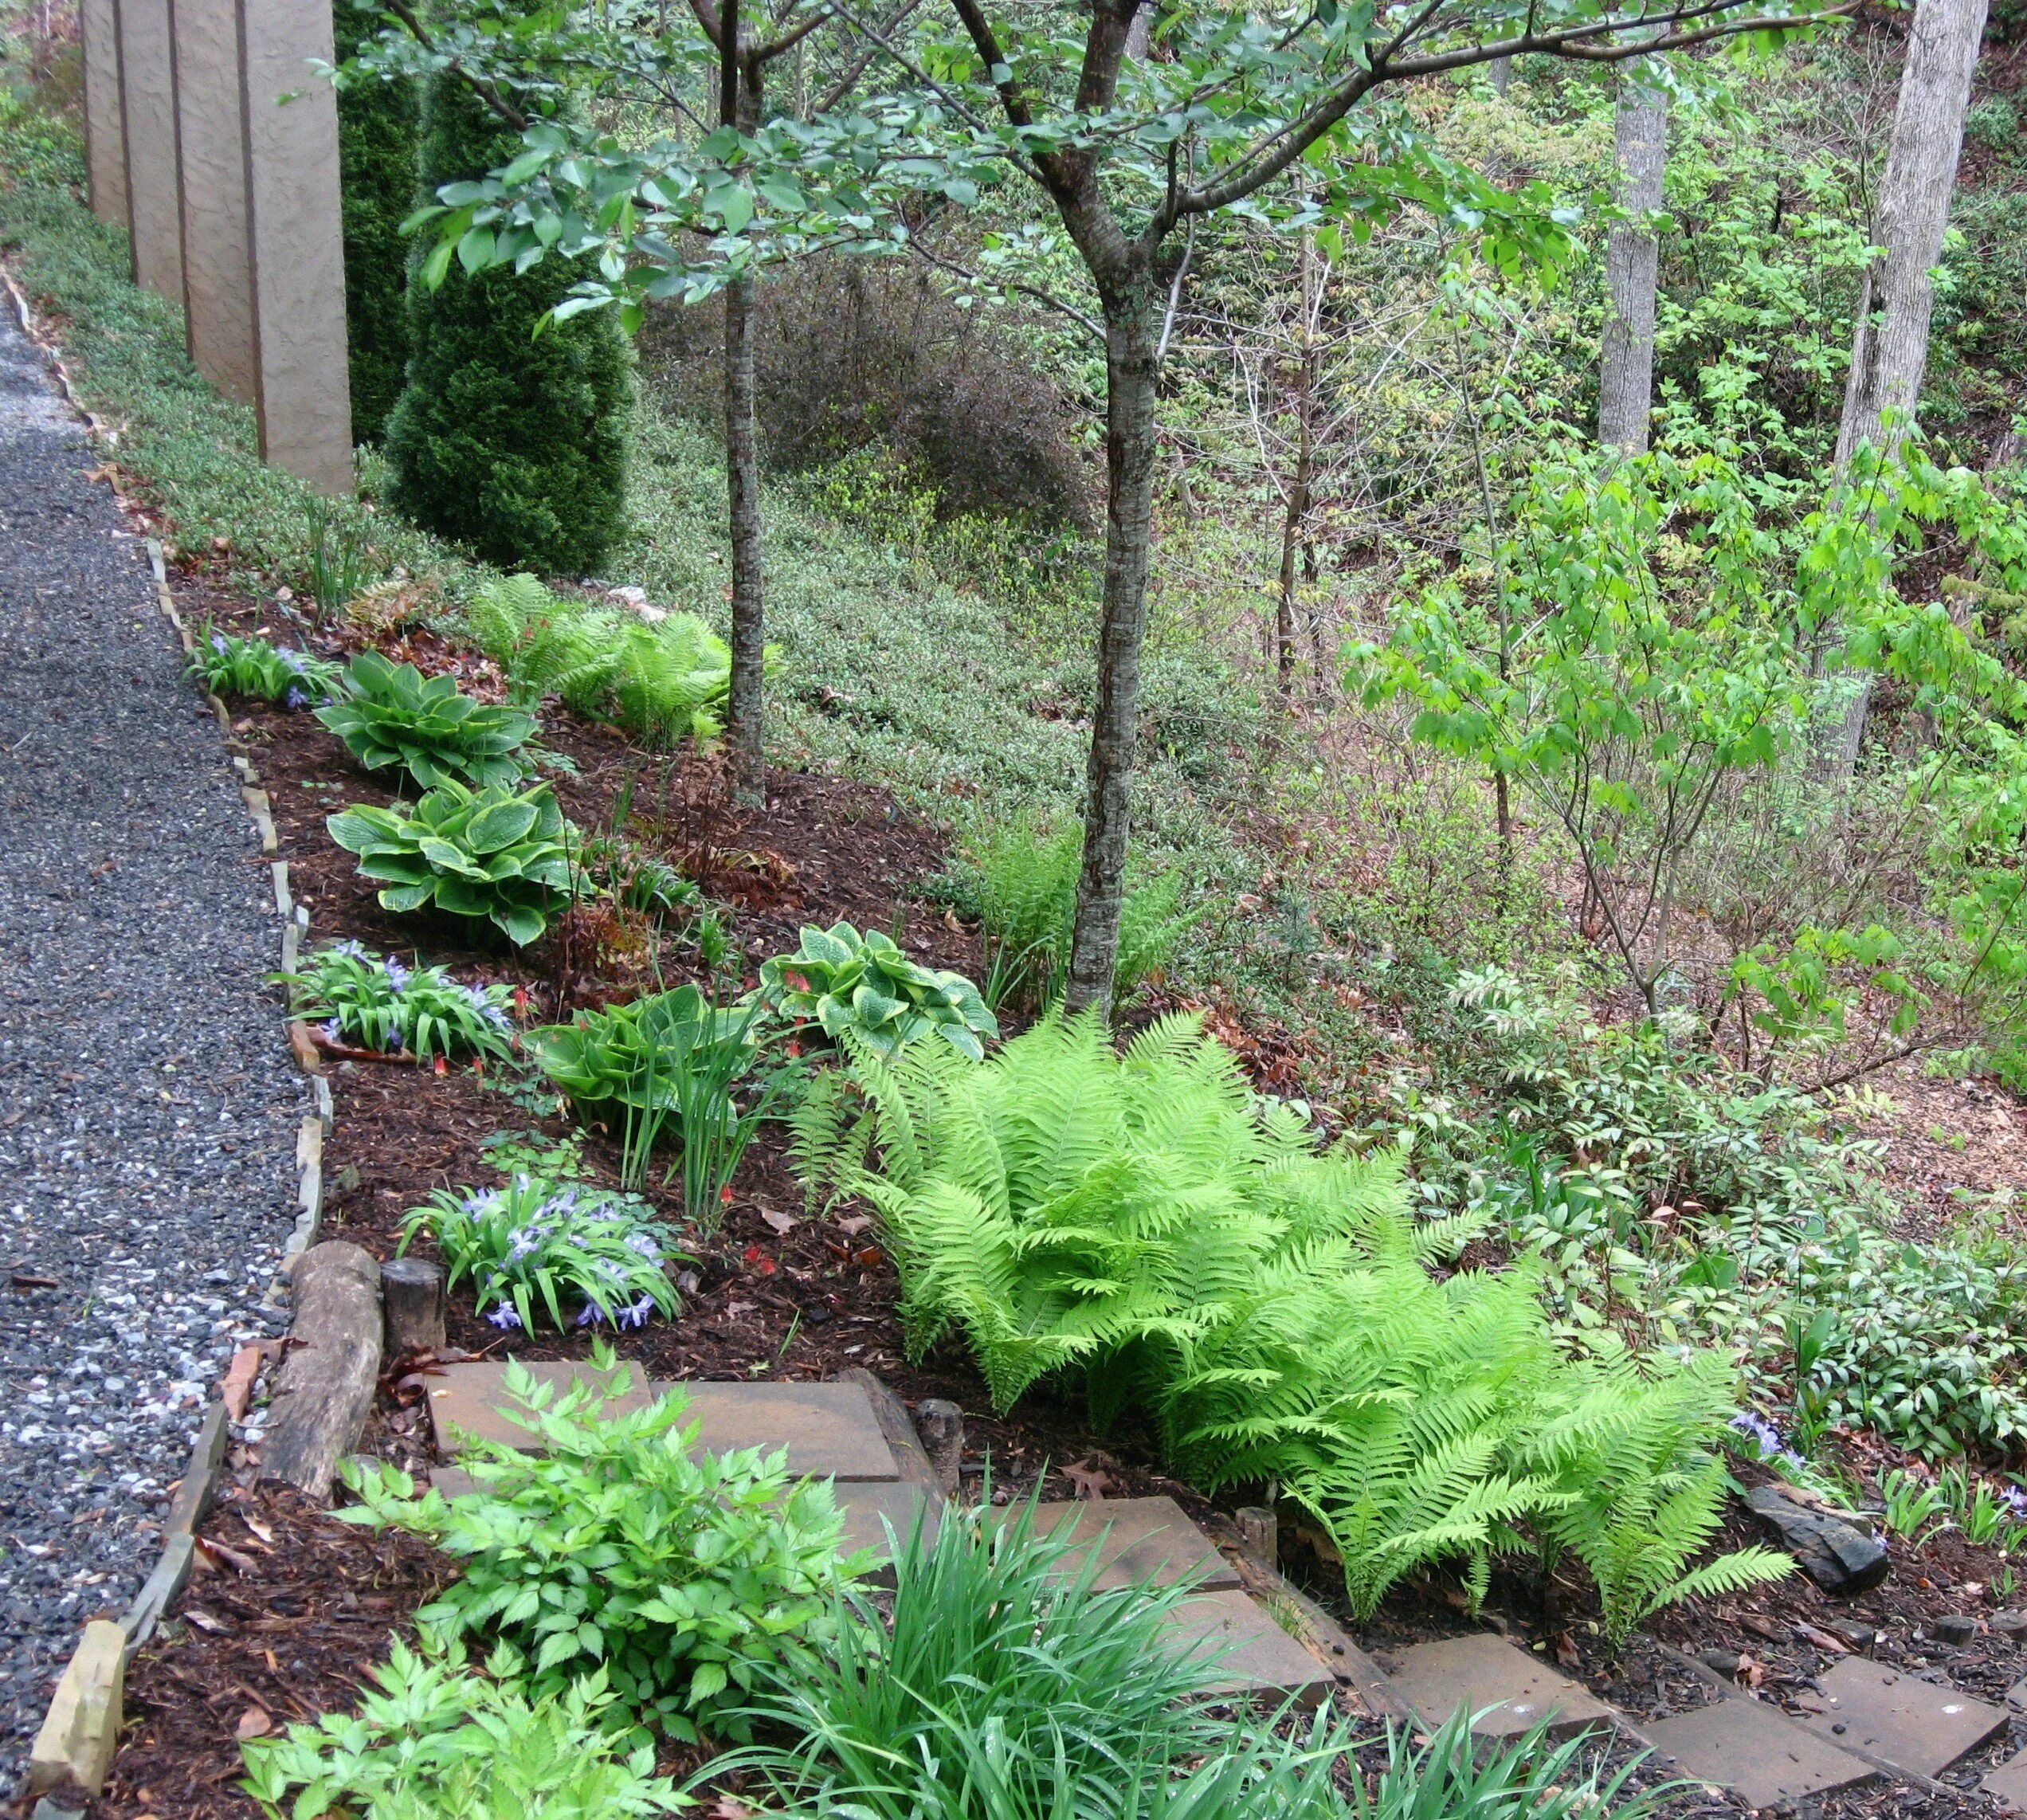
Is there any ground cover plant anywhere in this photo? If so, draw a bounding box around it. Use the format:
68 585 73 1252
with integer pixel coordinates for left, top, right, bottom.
317 649 537 791
342 1356 859 1744
759 920 998 1059
282 940 516 1063
402 1170 683 1332
327 779 588 946
189 623 341 706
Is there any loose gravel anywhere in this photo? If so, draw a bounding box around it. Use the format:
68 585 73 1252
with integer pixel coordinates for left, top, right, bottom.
0 302 301 1785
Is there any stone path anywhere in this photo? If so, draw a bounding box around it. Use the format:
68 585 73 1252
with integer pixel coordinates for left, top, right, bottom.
0 301 301 1785
424 1359 2027 1806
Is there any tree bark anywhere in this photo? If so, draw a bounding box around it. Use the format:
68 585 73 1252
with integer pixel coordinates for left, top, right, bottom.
720 0 767 803
1488 55 1513 94
1064 282 1162 1022
1276 233 1318 707
1836 0 1989 469
1598 65 1667 456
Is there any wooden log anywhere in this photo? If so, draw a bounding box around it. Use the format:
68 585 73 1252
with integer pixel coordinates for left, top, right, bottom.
381 1257 446 1355
835 1367 939 1497
261 1241 382 1502
915 1398 965 1502
1235 1505 1278 1571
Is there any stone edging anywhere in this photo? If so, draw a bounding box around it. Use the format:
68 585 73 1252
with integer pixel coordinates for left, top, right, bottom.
6 270 339 1818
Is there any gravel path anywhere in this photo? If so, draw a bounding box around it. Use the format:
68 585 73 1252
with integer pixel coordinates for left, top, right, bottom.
0 303 300 1783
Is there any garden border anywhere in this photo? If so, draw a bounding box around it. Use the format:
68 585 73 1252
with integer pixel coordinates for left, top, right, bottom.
6 265 354 1818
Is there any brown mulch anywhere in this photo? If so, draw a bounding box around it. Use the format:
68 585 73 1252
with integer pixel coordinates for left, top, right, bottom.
100 1483 449 1820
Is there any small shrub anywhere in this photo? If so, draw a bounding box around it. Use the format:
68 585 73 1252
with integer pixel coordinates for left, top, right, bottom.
1967 95 2019 151
759 920 998 1060
384 78 632 576
280 940 514 1062
327 780 587 946
317 649 536 790
187 624 340 705
239 1638 681 1820
466 573 731 746
526 984 776 1211
402 1169 682 1334
336 64 420 447
340 1354 860 1743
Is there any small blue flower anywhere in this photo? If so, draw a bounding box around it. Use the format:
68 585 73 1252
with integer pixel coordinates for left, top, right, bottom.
210 630 229 655
574 1299 609 1328
320 1017 342 1042
486 1302 522 1330
625 1231 662 1261
284 685 309 710
614 1293 657 1331
383 957 412 993
1728 1410 1788 1461
333 940 367 961
505 1226 543 1264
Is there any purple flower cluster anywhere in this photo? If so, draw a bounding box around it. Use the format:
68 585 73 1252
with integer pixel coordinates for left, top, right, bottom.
1729 1410 1805 1472
577 1292 657 1331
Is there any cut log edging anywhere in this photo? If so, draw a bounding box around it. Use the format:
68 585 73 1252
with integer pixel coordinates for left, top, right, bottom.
0 290 368 1810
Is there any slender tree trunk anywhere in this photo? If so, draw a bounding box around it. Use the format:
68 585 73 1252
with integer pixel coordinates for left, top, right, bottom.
1064 283 1162 1022
1598 65 1667 456
1276 234 1318 707
1837 0 1989 469
721 18 766 802
1488 55 1512 94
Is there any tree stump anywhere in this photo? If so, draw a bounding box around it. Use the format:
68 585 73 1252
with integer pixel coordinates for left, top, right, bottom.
261 1241 382 1502
915 1398 964 1501
380 1256 446 1355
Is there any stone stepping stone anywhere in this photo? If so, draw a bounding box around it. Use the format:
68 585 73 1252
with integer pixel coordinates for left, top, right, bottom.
1790 1657 2010 1779
1032 1498 1241 1593
424 1363 903 1481
1645 1696 1876 1810
1984 1744 2027 1811
836 1479 940 1569
1386 1634 1614 1740
1159 1589 1333 1707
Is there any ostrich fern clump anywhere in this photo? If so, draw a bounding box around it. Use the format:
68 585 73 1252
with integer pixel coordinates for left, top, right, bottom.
796 1012 1790 1630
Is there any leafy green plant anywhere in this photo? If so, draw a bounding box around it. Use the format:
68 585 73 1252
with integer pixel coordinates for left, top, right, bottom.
1937 1465 2027 1547
760 920 998 1060
280 940 514 1062
1346 1707 1663 1820
733 1491 1302 1820
305 494 369 622
806 1011 1755 1628
239 1638 680 1820
341 1355 858 1743
527 984 778 1212
327 779 586 945
468 573 733 746
317 649 536 790
401 1170 683 1333
1876 1467 1951 1546
944 813 1196 1013
188 624 341 706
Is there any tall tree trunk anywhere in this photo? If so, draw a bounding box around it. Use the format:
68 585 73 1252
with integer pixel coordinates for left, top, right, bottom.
1064 283 1162 1022
721 9 766 802
1487 55 1512 95
1276 237 1318 707
1837 0 1989 469
1598 65 1666 456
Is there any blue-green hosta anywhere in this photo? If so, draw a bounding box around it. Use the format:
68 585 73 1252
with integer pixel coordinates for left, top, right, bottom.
327 780 586 946
760 920 998 1060
317 649 535 790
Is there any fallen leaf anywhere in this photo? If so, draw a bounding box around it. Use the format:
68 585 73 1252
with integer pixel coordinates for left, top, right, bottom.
10 1273 58 1290
234 1707 272 1742
1738 1653 1767 1689
1795 1622 1850 1654
1737 1612 1785 1643
221 1343 262 1421
195 1536 259 1575
182 1608 229 1635
1062 1458 1114 1501
1554 1630 1582 1669
759 1209 798 1236
242 1515 275 1546
835 1215 873 1238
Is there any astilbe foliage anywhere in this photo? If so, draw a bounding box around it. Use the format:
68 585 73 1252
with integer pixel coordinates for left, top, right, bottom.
384 80 631 577
798 1013 1786 1626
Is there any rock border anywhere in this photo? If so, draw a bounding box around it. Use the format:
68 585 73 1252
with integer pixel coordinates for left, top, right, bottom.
6 269 371 1817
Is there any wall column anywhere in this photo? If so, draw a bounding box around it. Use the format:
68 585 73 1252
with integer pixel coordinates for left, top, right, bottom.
239 0 354 493
116 0 183 302
80 0 129 233
172 0 255 404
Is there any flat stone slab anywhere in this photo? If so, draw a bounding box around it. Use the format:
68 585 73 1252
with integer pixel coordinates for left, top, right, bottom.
1645 1697 1876 1810
836 1479 940 1566
1790 1657 2009 1778
425 1364 901 1481
1387 1635 1614 1740
1985 1745 2027 1811
1159 1590 1331 1707
1033 1499 1241 1593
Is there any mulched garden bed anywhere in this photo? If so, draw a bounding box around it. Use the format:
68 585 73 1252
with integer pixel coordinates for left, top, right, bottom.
117 567 2024 1820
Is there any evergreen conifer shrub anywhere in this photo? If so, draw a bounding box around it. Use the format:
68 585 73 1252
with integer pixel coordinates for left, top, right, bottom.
335 58 418 446
383 80 631 575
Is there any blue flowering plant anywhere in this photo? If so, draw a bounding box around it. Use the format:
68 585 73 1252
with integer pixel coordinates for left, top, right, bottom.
188 624 342 708
279 942 515 1064
401 1171 684 1336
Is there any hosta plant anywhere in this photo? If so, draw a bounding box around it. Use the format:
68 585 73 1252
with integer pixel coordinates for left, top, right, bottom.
317 649 535 790
239 1638 680 1820
188 624 341 706
280 940 514 1062
759 921 998 1060
402 1170 683 1334
327 780 587 946
339 1353 861 1744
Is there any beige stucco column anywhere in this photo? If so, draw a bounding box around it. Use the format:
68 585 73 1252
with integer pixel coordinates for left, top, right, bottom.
171 0 254 404
80 0 128 232
239 0 354 494
116 0 183 302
